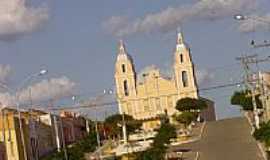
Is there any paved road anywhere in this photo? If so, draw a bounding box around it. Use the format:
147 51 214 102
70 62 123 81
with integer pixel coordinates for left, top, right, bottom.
172 117 264 160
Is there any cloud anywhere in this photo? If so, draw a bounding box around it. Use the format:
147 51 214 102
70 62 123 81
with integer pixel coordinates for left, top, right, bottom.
0 92 15 107
104 0 256 36
137 65 159 83
238 14 270 33
196 69 214 86
0 64 12 83
0 0 49 41
18 76 76 104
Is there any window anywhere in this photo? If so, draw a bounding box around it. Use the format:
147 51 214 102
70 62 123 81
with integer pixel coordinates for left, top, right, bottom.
180 54 183 63
122 64 126 73
123 80 129 96
182 71 188 87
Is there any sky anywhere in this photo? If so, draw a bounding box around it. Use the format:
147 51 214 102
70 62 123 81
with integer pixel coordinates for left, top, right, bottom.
0 0 270 119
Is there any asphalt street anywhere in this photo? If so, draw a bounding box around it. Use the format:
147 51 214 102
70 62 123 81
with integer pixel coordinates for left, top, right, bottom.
172 117 264 160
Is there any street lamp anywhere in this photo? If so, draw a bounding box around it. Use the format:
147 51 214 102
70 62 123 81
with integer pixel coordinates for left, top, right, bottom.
15 69 48 160
234 14 270 48
0 69 48 160
39 69 48 76
234 14 270 24
234 14 246 21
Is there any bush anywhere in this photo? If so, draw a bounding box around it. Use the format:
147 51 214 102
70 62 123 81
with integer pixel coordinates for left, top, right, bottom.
41 132 97 160
253 121 270 147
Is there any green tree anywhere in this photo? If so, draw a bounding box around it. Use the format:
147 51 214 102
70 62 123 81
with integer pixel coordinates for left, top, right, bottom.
104 114 142 139
41 132 98 160
173 112 197 128
231 90 262 111
176 98 208 112
135 122 176 160
253 121 270 147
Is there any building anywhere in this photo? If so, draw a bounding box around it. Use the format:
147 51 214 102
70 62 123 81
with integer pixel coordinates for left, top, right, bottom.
114 31 215 130
0 107 89 160
0 142 6 160
260 72 270 121
60 111 87 145
31 110 57 158
0 108 26 160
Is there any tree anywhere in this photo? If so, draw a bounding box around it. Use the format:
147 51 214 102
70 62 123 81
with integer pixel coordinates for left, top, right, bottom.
135 122 176 160
104 114 142 139
173 112 197 128
231 90 262 111
253 121 270 147
41 132 98 160
176 97 208 112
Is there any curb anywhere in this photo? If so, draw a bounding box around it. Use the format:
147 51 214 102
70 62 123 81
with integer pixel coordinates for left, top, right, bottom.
199 122 206 139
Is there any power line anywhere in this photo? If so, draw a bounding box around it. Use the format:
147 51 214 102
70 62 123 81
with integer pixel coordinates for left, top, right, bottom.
44 81 244 111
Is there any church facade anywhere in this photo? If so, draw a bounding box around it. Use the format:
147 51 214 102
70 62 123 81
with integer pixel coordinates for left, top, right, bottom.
114 32 208 130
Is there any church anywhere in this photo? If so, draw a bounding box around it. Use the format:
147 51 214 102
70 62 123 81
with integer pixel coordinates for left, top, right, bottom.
114 31 215 130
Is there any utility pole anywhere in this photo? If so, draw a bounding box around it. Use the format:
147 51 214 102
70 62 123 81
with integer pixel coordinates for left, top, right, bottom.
252 40 270 121
236 54 270 129
95 117 101 160
122 112 128 144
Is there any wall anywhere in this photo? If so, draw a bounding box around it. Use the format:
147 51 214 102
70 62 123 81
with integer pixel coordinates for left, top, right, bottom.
0 143 6 160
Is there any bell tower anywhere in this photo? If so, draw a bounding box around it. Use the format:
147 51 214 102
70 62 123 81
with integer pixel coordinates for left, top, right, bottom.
114 40 137 100
173 31 198 98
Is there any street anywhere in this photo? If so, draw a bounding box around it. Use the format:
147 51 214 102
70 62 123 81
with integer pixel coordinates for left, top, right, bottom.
172 117 264 160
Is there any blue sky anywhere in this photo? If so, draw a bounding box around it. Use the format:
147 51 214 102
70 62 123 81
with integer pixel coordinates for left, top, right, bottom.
0 0 270 119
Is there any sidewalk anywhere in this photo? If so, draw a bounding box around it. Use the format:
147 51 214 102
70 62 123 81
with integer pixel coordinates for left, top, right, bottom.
243 112 268 160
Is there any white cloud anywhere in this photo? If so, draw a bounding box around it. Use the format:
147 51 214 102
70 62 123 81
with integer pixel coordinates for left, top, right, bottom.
238 14 270 33
0 64 12 83
104 0 256 36
0 0 49 41
18 76 76 104
137 65 158 83
196 69 214 86
0 92 15 107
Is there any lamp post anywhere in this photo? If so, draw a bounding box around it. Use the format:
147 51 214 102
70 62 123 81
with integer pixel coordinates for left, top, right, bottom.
234 14 270 127
234 14 270 24
15 69 48 160
234 14 270 48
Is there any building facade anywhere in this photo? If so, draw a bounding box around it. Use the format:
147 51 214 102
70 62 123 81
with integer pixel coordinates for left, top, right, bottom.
0 108 89 160
0 108 26 160
0 142 6 160
114 32 201 130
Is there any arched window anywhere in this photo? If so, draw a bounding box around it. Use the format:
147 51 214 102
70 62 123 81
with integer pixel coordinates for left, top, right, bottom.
122 64 126 73
182 71 188 87
123 80 129 96
180 54 183 63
